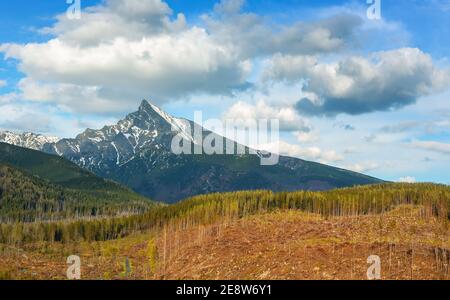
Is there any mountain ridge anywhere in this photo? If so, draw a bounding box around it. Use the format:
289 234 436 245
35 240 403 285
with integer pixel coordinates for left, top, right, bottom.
0 131 60 151
0 99 383 203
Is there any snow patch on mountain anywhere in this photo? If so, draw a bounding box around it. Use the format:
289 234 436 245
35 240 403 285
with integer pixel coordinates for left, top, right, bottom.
148 102 196 144
0 131 60 150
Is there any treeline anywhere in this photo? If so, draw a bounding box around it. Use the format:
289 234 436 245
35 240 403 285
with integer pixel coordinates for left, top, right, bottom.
0 183 449 244
0 166 154 223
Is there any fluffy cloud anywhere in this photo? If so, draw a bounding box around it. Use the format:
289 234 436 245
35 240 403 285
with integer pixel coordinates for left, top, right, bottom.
41 0 184 46
0 100 119 137
379 119 449 136
204 10 363 59
0 101 55 133
412 140 450 155
0 0 255 113
264 48 450 116
223 100 310 132
343 162 380 173
16 78 137 114
256 140 343 164
0 0 367 116
0 92 18 105
398 176 417 183
0 80 6 88
1 114 52 133
379 121 422 134
214 0 245 15
2 27 252 109
294 130 319 143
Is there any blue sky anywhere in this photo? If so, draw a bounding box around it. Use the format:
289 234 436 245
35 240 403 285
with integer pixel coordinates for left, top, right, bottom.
0 0 449 184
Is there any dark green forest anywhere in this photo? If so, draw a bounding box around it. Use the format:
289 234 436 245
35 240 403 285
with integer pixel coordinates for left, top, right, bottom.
1 182 448 244
0 142 134 190
1 141 448 247
0 165 154 223
0 142 156 224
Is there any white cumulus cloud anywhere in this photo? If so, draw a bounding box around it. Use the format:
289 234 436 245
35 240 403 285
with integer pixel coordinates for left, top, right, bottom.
256 140 343 164
411 140 450 155
398 176 417 183
223 100 310 132
264 48 450 116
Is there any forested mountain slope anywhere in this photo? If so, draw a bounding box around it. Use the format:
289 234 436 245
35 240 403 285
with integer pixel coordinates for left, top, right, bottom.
0 143 155 223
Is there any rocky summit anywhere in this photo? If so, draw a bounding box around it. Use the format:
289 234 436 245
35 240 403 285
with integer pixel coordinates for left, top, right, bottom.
1 100 382 203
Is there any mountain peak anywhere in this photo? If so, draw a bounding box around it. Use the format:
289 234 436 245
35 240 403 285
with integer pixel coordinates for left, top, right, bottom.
134 99 195 143
135 99 170 124
137 99 167 120
139 99 152 110
136 99 174 125
1 98 382 204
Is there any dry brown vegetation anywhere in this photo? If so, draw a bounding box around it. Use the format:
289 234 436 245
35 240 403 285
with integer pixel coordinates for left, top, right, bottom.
0 205 448 280
1 183 449 280
160 207 449 280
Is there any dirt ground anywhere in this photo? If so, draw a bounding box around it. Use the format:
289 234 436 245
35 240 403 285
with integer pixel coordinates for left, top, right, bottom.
160 208 449 280
1 206 449 280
